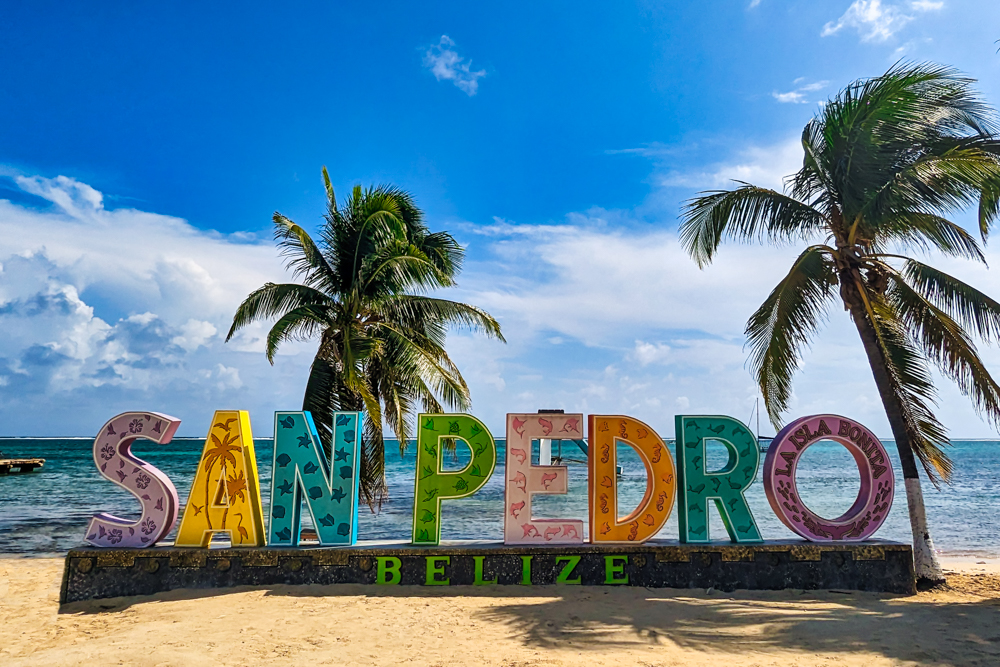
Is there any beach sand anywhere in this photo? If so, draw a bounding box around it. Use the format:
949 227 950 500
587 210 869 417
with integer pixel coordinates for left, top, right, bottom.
2 558 999 666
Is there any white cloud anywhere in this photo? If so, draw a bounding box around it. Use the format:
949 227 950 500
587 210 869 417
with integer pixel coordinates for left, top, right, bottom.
660 137 803 191
423 35 486 96
821 0 942 42
0 173 314 436
748 0 762 7
773 79 829 105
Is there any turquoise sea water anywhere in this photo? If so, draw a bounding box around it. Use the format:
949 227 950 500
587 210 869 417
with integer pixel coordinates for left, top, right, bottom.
0 437 997 556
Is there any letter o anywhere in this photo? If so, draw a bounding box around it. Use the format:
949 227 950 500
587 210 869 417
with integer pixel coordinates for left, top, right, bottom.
763 414 894 542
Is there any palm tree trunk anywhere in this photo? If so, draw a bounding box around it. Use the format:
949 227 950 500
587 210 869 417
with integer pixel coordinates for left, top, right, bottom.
204 464 214 531
841 278 945 585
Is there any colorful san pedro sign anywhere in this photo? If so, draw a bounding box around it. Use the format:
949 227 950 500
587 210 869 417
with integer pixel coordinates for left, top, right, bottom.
84 409 895 558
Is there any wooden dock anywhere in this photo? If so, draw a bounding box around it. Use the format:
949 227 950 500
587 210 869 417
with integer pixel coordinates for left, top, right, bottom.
0 458 45 474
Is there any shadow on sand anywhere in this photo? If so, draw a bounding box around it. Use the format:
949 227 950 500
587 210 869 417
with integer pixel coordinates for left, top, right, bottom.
61 584 1000 665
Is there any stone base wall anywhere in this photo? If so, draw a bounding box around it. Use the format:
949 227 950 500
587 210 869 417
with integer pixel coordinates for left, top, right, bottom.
60 540 916 603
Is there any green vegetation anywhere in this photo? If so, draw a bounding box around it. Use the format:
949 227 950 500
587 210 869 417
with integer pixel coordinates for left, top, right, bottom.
679 63 1000 584
227 168 504 506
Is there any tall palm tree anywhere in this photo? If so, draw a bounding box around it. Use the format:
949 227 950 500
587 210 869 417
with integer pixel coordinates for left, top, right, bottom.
679 63 1000 585
227 168 504 506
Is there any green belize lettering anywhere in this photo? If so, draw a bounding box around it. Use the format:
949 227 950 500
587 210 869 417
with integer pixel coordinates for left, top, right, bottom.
520 555 533 585
603 555 628 584
555 555 581 584
376 556 401 585
473 556 497 585
412 414 497 546
425 556 450 585
675 415 763 544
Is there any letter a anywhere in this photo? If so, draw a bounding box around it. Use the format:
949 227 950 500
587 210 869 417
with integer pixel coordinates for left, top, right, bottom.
588 415 676 544
675 415 762 543
176 411 266 547
412 414 496 545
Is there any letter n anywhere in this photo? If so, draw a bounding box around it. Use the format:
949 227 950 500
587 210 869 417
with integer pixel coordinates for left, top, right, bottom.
267 411 362 546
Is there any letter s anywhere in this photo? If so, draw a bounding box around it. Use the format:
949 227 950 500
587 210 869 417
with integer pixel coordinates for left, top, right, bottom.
85 412 181 548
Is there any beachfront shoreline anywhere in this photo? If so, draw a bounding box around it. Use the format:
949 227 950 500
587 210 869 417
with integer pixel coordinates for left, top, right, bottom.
1 557 999 666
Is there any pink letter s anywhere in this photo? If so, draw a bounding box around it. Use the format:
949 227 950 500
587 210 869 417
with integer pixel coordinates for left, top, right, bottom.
85 412 181 548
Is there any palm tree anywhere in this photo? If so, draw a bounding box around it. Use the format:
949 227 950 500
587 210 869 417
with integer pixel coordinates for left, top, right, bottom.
679 63 1000 585
202 430 242 530
227 168 504 506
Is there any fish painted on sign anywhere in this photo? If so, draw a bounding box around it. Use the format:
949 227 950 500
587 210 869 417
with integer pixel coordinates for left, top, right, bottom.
453 477 468 492
562 524 579 538
600 522 611 535
419 509 435 524
423 488 439 502
561 418 579 433
521 524 539 538
544 526 561 541
600 475 613 488
538 418 553 435
643 513 655 526
422 417 434 430
510 448 527 464
470 422 483 437
540 471 558 489
512 417 526 435
510 501 525 518
510 472 527 492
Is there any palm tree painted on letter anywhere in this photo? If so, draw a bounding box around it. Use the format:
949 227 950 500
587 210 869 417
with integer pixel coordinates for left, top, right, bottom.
202 431 242 531
679 63 1000 584
227 168 504 507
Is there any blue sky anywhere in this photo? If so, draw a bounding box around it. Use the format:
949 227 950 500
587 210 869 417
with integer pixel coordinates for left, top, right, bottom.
2 1 1000 438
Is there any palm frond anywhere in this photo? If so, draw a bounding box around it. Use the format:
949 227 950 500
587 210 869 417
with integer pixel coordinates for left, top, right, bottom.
902 259 1000 342
680 185 826 268
226 283 333 342
888 270 1000 436
746 246 839 427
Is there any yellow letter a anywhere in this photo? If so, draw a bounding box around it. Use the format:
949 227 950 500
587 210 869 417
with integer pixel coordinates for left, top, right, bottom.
175 410 266 547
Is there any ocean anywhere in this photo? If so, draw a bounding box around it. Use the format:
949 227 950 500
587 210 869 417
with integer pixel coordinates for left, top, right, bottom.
0 437 997 557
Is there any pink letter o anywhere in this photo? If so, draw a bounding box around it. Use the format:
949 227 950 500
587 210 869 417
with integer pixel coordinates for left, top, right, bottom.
763 414 893 541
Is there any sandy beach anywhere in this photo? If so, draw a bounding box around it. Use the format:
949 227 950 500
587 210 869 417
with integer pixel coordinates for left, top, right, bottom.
0 557 997 666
